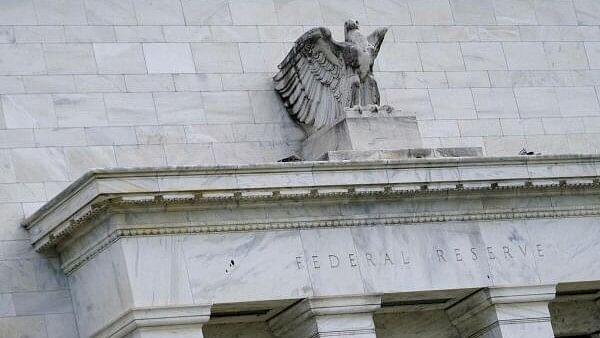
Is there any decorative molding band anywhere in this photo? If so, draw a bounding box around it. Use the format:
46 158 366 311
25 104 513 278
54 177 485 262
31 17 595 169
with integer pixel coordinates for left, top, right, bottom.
25 154 600 227
318 328 377 337
90 304 211 338
62 203 600 275
36 177 600 253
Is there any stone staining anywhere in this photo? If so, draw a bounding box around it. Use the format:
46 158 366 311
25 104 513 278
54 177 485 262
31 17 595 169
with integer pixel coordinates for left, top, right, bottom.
274 20 390 135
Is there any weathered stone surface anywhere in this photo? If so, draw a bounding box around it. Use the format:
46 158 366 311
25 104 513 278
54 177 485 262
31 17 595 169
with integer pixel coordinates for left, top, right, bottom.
19 155 600 337
461 42 507 70
300 110 423 160
2 2 600 337
447 286 556 338
143 43 196 74
375 310 460 338
43 44 97 75
104 93 158 126
0 44 46 75
53 94 107 127
269 296 381 338
94 43 147 74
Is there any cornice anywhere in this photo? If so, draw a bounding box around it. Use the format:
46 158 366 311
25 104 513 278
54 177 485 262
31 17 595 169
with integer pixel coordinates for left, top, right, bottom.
33 178 600 255
22 154 600 227
22 154 600 259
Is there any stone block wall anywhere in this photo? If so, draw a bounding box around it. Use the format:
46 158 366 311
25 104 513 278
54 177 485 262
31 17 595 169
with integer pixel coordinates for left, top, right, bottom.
0 0 600 337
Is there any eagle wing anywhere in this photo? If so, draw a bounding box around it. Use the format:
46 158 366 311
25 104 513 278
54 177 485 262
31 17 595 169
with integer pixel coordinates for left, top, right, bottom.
367 27 388 59
273 27 352 132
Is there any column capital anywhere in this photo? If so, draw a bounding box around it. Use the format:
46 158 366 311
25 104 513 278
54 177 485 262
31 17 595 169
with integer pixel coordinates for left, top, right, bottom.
268 295 381 338
447 285 556 338
93 304 211 338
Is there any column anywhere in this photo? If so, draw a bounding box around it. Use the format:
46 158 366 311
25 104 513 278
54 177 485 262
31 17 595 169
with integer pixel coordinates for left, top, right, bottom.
593 292 600 338
268 295 381 338
130 324 205 338
107 305 210 338
446 285 556 338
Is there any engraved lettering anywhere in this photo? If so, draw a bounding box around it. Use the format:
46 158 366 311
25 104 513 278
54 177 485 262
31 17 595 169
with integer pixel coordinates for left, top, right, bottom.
471 248 478 260
384 253 394 265
518 245 527 257
436 249 447 262
294 240 545 272
487 247 496 260
329 254 340 268
296 256 303 270
455 248 463 262
312 255 320 269
365 253 376 266
401 251 410 265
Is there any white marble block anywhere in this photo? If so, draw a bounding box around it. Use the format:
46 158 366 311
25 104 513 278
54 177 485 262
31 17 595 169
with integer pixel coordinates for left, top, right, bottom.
129 324 205 338
447 285 556 338
300 109 423 160
95 305 210 338
269 295 381 338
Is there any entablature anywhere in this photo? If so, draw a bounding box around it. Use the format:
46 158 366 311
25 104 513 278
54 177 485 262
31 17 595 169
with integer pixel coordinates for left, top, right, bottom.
23 155 600 258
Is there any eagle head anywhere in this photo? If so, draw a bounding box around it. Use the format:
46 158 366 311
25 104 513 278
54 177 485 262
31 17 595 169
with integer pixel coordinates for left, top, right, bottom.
344 19 359 32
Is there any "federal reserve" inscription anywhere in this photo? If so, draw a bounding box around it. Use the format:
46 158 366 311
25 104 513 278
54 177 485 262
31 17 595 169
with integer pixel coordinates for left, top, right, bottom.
295 243 545 270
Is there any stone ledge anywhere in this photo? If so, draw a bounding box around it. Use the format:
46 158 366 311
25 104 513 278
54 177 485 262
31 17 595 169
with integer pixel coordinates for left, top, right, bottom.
22 154 600 254
23 153 600 229
326 147 483 161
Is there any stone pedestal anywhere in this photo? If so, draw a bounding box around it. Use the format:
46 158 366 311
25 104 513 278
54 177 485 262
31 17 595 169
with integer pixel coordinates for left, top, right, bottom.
300 109 423 160
268 295 381 338
447 285 556 338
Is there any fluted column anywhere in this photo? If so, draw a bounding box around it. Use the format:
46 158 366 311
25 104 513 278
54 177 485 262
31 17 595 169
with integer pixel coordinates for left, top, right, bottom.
447 285 556 338
268 295 381 338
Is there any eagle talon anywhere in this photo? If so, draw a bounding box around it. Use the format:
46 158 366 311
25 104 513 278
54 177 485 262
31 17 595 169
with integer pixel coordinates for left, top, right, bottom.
349 105 363 114
380 105 394 114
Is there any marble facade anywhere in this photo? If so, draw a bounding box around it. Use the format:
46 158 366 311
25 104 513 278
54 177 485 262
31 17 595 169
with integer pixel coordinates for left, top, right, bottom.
3 0 600 337
22 155 600 337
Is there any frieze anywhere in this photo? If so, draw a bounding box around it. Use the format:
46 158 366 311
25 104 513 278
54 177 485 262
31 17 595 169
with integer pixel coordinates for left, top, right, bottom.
21 154 600 276
60 203 589 275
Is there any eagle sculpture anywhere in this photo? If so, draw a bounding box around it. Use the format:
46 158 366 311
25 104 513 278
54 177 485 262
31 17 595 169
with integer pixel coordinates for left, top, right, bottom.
274 20 390 135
